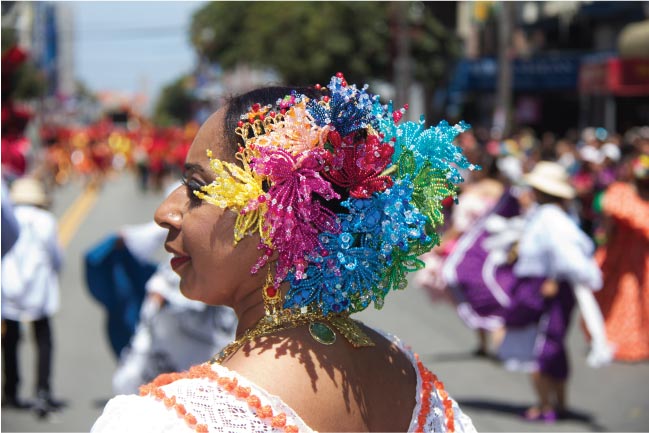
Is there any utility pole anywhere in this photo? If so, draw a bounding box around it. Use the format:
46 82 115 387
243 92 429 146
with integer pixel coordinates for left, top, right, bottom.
494 1 514 138
393 1 412 112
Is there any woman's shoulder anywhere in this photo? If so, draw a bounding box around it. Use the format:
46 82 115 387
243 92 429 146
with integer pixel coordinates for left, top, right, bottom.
93 364 312 433
224 324 475 432
375 329 477 433
223 324 415 396
93 328 476 433
368 328 477 433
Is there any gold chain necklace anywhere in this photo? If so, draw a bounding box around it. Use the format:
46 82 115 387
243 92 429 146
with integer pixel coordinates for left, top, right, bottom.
210 309 374 365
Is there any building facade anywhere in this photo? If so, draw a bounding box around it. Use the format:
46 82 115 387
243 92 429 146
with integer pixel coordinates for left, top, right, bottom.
451 1 649 135
2 1 75 99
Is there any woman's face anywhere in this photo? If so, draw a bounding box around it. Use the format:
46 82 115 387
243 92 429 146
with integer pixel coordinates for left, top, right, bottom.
154 108 263 305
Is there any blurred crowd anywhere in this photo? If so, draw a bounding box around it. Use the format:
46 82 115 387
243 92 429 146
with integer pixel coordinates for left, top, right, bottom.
457 124 648 241
413 121 648 422
3 113 197 193
2 45 198 196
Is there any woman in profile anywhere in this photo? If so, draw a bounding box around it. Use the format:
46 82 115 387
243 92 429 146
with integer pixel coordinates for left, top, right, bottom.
92 74 477 432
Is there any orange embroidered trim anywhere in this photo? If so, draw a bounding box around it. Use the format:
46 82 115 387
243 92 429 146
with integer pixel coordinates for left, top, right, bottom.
139 363 299 433
414 354 455 432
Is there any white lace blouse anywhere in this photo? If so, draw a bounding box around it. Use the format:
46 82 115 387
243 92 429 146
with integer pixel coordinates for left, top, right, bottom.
91 332 476 433
514 203 602 290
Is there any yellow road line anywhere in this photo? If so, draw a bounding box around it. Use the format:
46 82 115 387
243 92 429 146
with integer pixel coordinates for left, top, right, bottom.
58 185 100 249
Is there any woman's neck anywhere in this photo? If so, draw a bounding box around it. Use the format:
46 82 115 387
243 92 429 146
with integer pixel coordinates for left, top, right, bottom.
233 297 265 339
230 270 290 339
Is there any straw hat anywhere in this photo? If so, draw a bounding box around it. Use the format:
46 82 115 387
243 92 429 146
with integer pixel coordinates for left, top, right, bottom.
523 161 576 199
9 177 49 206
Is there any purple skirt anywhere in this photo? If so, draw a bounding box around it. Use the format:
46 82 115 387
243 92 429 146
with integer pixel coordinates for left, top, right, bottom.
503 277 576 380
444 189 520 330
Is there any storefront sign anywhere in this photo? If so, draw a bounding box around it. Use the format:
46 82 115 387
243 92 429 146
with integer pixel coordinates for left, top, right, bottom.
609 58 649 96
579 58 649 96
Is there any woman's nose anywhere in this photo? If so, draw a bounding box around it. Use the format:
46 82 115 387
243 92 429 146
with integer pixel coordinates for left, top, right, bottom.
154 186 183 230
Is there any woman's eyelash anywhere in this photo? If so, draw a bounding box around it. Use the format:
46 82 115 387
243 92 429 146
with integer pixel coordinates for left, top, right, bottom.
181 175 205 203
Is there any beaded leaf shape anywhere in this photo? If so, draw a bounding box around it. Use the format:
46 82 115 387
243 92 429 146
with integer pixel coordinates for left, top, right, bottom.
197 73 477 315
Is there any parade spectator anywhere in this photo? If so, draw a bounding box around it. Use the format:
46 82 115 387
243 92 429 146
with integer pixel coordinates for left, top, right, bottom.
414 154 516 356
555 139 578 175
440 181 522 357
593 154 649 361
1 177 65 417
132 141 150 192
573 146 602 238
84 226 159 359
497 161 611 422
92 74 477 432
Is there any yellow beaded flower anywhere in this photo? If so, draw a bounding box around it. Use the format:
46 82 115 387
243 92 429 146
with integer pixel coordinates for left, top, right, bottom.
194 149 267 243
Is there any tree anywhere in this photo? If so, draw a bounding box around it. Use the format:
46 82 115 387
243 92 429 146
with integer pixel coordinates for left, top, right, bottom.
190 2 391 86
153 76 196 127
190 1 460 120
409 2 463 122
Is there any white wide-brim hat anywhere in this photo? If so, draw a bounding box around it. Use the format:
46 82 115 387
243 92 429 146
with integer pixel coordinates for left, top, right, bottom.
9 177 49 206
523 161 576 200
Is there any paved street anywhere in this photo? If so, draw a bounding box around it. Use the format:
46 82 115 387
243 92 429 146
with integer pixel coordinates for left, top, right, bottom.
3 172 649 432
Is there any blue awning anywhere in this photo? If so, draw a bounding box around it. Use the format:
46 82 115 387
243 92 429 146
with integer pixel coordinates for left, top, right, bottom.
449 55 582 93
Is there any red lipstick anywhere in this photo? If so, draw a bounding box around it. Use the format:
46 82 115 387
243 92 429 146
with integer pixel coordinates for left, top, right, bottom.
170 256 190 271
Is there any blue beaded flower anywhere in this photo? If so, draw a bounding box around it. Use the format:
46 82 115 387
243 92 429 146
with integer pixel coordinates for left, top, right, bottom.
308 75 377 137
284 232 383 314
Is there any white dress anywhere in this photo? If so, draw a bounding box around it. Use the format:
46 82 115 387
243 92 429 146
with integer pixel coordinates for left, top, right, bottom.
497 203 613 370
1 205 63 321
513 203 602 289
92 332 476 433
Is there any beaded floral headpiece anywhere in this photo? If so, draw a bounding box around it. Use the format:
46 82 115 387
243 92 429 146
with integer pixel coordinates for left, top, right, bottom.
195 73 476 316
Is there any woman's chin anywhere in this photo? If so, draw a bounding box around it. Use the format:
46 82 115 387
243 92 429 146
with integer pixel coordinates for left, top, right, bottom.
178 280 199 301
178 280 221 305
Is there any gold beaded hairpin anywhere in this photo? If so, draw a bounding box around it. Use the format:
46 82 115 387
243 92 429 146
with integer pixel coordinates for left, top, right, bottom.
234 103 285 147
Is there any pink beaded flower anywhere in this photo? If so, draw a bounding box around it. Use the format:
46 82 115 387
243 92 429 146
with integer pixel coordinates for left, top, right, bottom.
251 146 340 284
